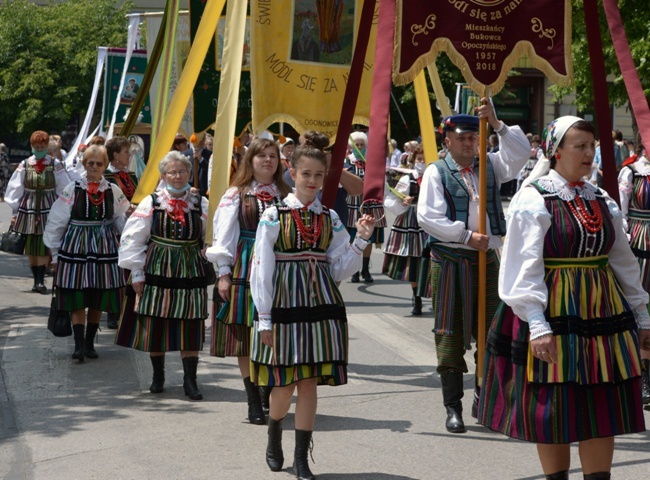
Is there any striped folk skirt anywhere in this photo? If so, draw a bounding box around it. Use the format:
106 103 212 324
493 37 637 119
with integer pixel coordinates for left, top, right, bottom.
382 206 428 283
478 256 646 443
250 252 348 387
14 187 57 256
115 237 208 352
628 208 650 292
55 220 124 313
210 232 255 357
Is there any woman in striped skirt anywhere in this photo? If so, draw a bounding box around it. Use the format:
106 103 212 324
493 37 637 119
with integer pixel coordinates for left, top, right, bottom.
5 130 70 293
44 145 129 361
478 117 650 480
116 151 210 400
251 133 376 479
618 151 650 404
382 144 428 315
206 138 290 424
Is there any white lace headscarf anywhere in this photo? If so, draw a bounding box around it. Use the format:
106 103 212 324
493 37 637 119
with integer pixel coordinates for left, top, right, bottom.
521 115 583 188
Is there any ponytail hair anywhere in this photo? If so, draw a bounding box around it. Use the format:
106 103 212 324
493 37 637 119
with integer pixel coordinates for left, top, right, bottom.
291 130 329 169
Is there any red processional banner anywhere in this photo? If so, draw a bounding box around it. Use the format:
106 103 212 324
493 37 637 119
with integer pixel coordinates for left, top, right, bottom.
393 0 573 92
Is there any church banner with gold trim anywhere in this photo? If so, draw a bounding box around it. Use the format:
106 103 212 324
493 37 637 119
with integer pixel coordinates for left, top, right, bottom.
251 0 377 140
393 0 573 93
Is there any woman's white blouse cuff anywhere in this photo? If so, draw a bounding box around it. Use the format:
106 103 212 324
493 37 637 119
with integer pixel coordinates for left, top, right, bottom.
351 235 369 254
258 316 272 331
218 265 232 276
635 307 650 330
527 312 553 340
132 270 145 283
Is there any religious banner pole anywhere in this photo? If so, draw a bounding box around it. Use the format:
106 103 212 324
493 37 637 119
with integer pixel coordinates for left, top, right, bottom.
477 92 488 382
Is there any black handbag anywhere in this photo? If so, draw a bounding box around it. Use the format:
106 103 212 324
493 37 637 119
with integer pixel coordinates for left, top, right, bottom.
201 255 217 285
0 229 27 255
47 287 72 337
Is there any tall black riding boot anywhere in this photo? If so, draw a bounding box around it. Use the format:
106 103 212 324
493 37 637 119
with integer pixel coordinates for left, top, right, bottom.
182 356 203 400
411 286 422 315
545 471 569 479
642 359 650 405
243 376 266 425
441 371 466 433
266 417 284 472
361 257 373 283
30 266 39 292
471 376 481 419
294 429 315 480
35 265 47 294
149 355 165 393
84 322 99 359
583 472 611 479
72 324 85 361
260 386 273 413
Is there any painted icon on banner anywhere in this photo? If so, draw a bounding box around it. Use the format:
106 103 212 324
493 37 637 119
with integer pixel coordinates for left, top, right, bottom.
120 74 143 104
290 0 354 65
216 16 251 71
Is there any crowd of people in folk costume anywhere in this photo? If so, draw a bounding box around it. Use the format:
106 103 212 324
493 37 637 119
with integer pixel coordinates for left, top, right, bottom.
3 98 650 479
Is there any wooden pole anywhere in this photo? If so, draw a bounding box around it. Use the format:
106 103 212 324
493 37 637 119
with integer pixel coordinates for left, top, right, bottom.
477 95 488 384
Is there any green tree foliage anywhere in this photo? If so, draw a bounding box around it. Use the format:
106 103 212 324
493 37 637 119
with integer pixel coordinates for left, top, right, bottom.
551 0 650 138
0 0 132 136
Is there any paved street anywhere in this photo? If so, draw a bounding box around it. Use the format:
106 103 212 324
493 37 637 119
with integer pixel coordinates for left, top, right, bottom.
0 200 649 480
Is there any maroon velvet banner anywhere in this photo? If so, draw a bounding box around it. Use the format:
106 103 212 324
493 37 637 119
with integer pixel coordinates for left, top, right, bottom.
393 0 573 92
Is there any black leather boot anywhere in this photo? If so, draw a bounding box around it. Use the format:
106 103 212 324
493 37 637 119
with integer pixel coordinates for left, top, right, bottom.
545 471 569 479
84 322 99 359
294 429 315 480
182 356 203 400
471 377 480 419
361 257 373 283
266 417 284 472
642 359 650 405
72 324 85 362
260 386 273 413
411 286 422 315
149 355 165 393
583 472 611 479
106 312 120 329
30 266 39 292
350 272 360 283
441 371 466 433
243 376 266 425
35 265 47 294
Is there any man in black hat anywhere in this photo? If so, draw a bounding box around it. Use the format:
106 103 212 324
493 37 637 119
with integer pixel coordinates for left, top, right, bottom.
417 100 529 433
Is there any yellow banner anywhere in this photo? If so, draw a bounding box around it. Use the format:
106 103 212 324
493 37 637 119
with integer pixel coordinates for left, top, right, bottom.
250 0 377 141
413 71 438 165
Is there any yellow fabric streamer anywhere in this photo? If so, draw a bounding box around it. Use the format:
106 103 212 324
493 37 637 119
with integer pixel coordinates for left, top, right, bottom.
133 0 227 204
206 0 247 241
427 63 452 118
413 71 438 165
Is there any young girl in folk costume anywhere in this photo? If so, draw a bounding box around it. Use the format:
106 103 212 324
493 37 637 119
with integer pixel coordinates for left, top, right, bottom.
117 151 211 401
383 144 429 315
44 146 129 361
206 138 291 424
6 130 70 293
345 131 384 283
619 151 650 404
250 132 375 480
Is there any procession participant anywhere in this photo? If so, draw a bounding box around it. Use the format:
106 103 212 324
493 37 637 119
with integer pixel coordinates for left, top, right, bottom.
345 131 383 283
279 137 295 171
44 145 129 361
618 151 650 404
478 116 650 480
104 136 139 329
383 144 428 315
6 130 70 293
417 103 529 433
116 151 211 400
206 138 291 424
251 132 375 479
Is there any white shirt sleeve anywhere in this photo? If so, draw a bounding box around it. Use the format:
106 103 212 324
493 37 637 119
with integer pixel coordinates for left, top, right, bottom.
489 126 532 185
604 192 650 312
200 196 209 241
498 186 552 328
417 164 469 243
384 175 410 216
43 182 76 259
205 188 241 275
617 167 634 232
250 206 281 331
4 162 25 213
53 160 71 196
326 209 365 281
118 195 155 283
110 183 131 218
